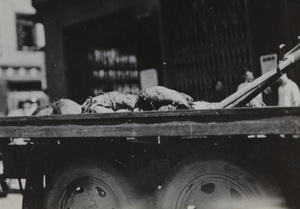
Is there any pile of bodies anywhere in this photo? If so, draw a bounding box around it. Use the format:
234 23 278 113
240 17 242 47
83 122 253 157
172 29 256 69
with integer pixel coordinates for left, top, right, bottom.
32 86 262 116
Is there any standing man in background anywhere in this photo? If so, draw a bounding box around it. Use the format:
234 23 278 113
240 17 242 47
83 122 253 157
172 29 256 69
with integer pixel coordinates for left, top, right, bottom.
278 74 300 107
237 70 263 103
208 80 226 102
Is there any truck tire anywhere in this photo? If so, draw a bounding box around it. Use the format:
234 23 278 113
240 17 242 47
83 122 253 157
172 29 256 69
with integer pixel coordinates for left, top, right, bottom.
158 157 284 209
42 159 134 209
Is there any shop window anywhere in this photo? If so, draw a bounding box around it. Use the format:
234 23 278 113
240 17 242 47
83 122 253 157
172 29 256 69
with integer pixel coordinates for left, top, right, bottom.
16 14 45 51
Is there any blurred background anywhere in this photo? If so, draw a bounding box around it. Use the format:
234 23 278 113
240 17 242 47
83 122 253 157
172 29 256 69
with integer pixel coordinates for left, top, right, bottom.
1 0 300 117
0 0 47 117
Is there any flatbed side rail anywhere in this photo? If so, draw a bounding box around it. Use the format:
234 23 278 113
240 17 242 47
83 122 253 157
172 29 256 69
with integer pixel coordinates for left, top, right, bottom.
0 107 299 138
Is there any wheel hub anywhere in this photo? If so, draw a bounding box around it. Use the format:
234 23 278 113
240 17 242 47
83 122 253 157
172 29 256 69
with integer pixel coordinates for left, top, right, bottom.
177 173 254 209
59 177 120 209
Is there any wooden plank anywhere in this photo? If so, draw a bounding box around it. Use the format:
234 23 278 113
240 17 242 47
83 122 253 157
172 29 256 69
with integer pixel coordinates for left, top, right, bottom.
0 107 299 125
0 115 299 138
0 107 299 139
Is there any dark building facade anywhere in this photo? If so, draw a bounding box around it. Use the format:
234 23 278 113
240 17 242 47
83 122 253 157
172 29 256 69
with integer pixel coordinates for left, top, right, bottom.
33 0 300 105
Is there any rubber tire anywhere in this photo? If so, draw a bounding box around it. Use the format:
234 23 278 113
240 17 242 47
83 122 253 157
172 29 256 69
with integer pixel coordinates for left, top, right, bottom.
158 157 284 209
42 159 135 209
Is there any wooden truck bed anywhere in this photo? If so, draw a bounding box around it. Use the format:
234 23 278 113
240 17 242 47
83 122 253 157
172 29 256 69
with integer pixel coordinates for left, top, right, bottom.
1 107 300 209
0 107 299 139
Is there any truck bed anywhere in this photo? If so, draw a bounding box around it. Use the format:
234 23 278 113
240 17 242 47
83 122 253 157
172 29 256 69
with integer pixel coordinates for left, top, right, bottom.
0 107 299 139
1 107 300 209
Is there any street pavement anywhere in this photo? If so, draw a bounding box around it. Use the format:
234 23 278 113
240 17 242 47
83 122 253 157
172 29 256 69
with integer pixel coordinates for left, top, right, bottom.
0 194 22 209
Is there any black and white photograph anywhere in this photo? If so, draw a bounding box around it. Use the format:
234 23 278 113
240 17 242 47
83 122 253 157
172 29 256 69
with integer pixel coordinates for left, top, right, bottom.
0 0 300 208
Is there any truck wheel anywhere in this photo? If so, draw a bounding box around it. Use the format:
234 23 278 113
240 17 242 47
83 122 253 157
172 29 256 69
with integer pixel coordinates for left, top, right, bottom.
158 158 284 209
42 159 134 209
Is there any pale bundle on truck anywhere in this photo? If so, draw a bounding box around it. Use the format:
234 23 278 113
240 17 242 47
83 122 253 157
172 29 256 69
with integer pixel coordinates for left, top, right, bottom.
81 91 137 113
31 85 265 116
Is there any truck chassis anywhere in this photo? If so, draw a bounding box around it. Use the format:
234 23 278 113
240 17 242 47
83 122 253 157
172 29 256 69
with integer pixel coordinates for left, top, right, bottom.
0 107 300 209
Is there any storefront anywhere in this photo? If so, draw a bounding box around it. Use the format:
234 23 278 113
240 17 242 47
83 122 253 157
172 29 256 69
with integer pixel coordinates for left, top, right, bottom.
0 0 48 116
33 0 300 105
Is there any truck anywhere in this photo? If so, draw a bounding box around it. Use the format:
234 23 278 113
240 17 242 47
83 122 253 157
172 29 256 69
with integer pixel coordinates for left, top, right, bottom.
0 42 300 209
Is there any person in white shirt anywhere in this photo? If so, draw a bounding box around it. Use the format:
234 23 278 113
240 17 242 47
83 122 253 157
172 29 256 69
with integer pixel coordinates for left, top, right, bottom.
278 74 300 107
